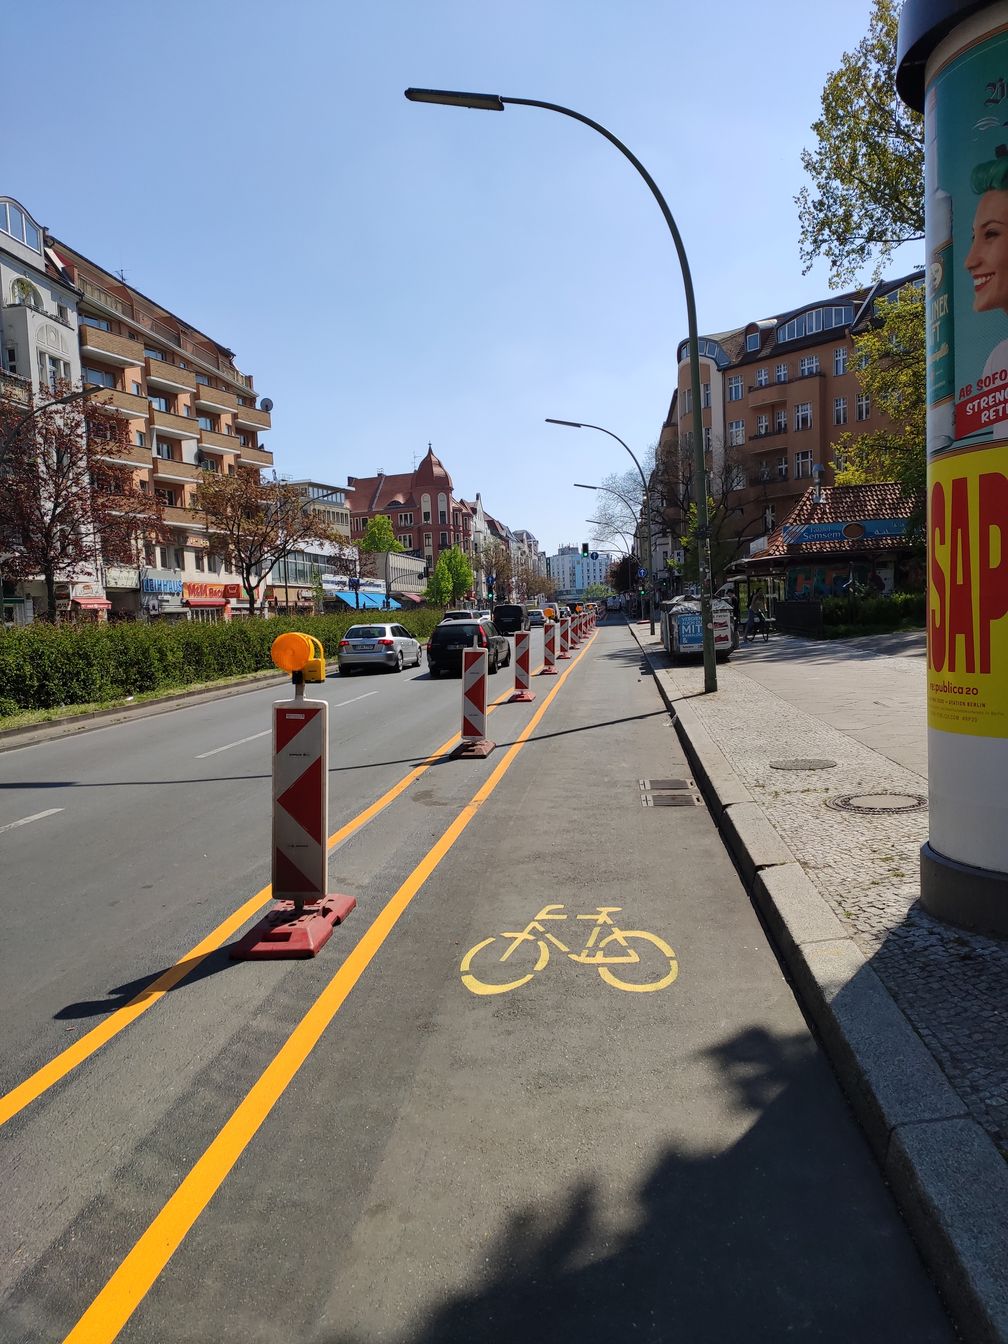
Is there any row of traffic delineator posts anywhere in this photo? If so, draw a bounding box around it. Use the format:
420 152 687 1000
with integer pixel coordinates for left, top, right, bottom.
455 610 596 758
233 612 597 959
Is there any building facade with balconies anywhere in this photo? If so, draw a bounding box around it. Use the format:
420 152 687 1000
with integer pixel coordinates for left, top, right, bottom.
44 236 274 620
347 446 473 576
667 270 925 573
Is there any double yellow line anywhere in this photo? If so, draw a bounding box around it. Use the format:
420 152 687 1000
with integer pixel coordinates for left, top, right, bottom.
63 634 594 1343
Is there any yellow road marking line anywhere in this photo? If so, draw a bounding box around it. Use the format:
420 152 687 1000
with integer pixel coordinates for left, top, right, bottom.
0 685 513 1130
62 635 595 1344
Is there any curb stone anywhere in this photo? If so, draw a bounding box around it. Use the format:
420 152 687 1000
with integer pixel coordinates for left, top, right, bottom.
628 624 1008 1344
0 671 288 753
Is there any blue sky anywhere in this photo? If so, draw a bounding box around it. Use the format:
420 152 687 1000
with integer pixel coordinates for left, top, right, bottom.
6 0 920 555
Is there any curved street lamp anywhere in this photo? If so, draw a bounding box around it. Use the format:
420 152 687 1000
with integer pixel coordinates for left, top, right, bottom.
405 86 715 689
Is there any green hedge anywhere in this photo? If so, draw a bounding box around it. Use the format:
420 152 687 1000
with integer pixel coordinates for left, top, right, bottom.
0 609 445 715
820 591 925 629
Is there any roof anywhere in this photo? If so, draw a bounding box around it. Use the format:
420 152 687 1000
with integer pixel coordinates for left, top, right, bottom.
759 483 922 559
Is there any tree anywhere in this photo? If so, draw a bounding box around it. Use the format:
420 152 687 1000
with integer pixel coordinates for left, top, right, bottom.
359 513 404 555
193 471 338 617
608 555 634 593
441 545 474 602
0 382 165 620
833 283 926 533
658 436 763 589
586 581 612 600
796 0 923 286
424 552 452 606
478 540 514 603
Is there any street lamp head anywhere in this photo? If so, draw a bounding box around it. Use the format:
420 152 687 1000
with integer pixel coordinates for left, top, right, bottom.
572 483 597 491
405 87 505 111
545 418 583 429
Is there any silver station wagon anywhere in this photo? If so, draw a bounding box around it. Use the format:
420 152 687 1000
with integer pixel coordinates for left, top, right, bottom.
336 623 422 674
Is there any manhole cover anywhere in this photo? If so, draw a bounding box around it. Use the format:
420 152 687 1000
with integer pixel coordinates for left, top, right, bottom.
642 794 697 807
640 779 690 791
770 758 838 771
826 792 927 815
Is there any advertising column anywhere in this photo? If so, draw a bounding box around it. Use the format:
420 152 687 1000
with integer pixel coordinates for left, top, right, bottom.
899 0 1008 934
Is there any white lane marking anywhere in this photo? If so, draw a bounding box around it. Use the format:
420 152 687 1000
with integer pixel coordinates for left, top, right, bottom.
0 807 64 835
195 692 377 757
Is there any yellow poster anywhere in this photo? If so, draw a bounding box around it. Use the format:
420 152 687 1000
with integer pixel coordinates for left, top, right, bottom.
927 443 1008 735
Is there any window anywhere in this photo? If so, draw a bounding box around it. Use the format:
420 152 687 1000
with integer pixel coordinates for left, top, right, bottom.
777 455 788 479
703 426 712 451
764 505 776 531
424 532 432 547
682 387 692 415
757 460 772 482
155 489 177 508
155 440 173 460
727 374 743 401
56 303 69 323
775 363 788 383
144 545 157 567
197 415 216 432
774 408 787 433
755 367 769 387
144 346 165 362
5 346 17 375
400 533 413 549
194 551 205 572
422 510 431 523
728 419 745 446
80 314 110 331
398 511 414 526
834 346 848 376
83 366 116 388
794 402 812 430
799 355 820 377
833 448 847 472
795 450 813 478
857 351 870 370
12 277 43 309
754 412 768 436
856 393 871 421
439 531 449 547
834 397 848 426
195 373 210 385
776 305 852 343
37 351 70 388
746 332 760 352
439 509 447 524
135 431 146 447
149 394 168 413
238 433 250 447
702 381 711 408
0 200 41 251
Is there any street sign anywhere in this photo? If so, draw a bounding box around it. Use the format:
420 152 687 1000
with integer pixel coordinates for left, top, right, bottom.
637 566 646 579
590 551 598 560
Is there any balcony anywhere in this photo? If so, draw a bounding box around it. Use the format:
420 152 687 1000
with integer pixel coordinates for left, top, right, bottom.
238 444 273 467
162 504 197 528
91 387 149 419
153 456 202 485
151 408 198 440
0 370 32 405
145 356 196 394
199 428 236 453
234 403 271 431
194 382 238 414
96 443 152 469
80 325 141 368
748 384 789 408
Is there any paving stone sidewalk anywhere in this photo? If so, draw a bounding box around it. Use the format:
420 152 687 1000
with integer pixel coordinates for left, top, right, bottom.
633 626 1008 1161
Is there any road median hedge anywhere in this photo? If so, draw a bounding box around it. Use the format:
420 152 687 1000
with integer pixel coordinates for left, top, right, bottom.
0 610 444 716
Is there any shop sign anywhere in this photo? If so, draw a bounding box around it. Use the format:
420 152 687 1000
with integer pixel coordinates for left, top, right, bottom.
185 534 209 550
70 581 106 599
142 575 183 595
298 588 314 601
780 519 907 546
105 565 139 590
183 582 242 601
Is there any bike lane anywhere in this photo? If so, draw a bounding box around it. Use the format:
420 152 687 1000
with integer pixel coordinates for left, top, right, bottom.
47 624 953 1343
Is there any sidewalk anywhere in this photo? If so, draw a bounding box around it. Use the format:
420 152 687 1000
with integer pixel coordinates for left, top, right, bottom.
629 621 1008 1344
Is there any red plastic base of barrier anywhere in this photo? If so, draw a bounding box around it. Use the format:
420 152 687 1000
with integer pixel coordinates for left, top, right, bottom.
508 689 536 702
538 665 559 675
558 651 571 660
452 737 495 758
230 894 356 960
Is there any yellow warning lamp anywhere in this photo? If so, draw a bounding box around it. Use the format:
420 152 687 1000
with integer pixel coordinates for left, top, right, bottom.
270 631 327 682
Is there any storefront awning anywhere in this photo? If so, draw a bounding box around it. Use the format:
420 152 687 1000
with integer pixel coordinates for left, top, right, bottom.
72 597 112 609
184 598 227 608
395 593 424 605
358 591 400 610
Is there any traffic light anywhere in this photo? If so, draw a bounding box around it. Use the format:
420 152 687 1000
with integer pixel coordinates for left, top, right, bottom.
581 541 589 556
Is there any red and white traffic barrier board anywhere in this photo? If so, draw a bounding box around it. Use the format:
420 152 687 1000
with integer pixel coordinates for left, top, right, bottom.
232 686 356 960
509 629 536 702
453 646 494 757
558 617 571 659
540 620 558 675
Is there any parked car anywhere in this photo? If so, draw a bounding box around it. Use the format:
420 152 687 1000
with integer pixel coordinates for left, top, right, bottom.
427 619 510 677
443 609 479 621
492 602 528 634
337 623 422 674
526 608 546 627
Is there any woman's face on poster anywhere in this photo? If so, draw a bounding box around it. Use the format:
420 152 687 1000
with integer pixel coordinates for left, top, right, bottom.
966 191 1008 312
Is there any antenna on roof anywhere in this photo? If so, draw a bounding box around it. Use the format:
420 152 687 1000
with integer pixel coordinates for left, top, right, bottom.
115 267 127 284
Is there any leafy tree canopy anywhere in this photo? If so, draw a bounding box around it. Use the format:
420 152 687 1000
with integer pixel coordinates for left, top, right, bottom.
796 0 923 286
358 514 403 553
424 552 452 606
441 546 474 602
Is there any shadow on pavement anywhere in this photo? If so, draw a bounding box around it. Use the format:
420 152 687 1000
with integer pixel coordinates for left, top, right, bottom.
53 945 237 1020
321 1025 953 1344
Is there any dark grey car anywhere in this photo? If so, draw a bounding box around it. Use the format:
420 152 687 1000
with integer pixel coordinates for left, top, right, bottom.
426 619 511 678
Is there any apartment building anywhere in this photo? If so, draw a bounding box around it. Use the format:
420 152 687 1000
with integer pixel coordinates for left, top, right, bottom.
547 545 616 599
347 445 473 573
667 269 925 555
46 235 273 620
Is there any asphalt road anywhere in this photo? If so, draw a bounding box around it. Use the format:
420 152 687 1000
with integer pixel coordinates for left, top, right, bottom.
0 621 954 1342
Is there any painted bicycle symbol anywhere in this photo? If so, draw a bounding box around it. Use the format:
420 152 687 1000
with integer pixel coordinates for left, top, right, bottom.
460 904 679 996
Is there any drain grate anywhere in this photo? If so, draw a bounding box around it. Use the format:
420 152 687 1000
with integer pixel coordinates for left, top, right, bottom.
826 792 927 815
770 758 837 771
639 778 699 808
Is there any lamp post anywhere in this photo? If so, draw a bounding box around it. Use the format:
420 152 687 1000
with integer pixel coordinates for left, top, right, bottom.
551 422 654 634
405 86 715 689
